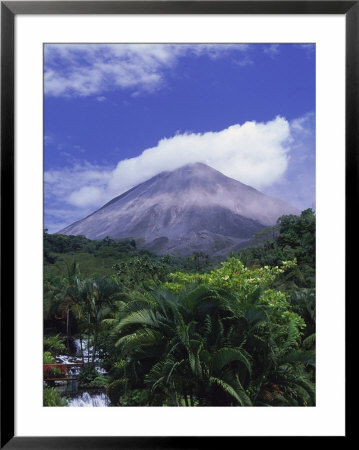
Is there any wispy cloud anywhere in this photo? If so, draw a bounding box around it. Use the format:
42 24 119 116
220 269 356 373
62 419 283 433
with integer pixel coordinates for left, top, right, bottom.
44 115 314 232
264 112 315 210
264 44 280 57
44 44 250 97
295 43 315 57
44 134 54 146
45 162 114 224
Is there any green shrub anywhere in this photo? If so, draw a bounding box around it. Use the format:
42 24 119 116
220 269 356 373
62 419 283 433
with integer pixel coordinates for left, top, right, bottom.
89 375 108 388
44 335 66 354
78 365 99 385
107 379 126 405
120 389 149 406
44 351 55 364
43 387 68 407
52 367 63 378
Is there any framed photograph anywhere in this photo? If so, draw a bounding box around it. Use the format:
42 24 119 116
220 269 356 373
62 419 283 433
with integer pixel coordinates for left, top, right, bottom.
1 1 353 447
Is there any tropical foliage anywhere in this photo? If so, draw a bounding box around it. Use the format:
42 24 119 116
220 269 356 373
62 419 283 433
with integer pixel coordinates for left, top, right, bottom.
43 387 68 407
43 210 315 406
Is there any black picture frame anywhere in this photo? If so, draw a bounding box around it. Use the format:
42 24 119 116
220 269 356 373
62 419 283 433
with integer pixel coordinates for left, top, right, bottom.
1 1 353 447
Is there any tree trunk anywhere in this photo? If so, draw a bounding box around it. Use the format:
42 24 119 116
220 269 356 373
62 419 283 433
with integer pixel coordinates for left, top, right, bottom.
66 307 70 352
79 332 84 364
184 394 189 407
92 335 97 366
92 319 99 366
87 313 91 364
189 392 194 407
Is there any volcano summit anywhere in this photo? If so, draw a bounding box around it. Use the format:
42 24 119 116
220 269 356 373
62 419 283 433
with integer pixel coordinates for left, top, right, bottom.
58 163 300 255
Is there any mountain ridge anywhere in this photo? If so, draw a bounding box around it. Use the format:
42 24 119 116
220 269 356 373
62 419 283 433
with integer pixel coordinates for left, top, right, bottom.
58 162 300 255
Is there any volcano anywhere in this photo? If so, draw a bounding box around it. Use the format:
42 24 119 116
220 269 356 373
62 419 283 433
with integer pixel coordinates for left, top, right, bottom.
58 163 300 255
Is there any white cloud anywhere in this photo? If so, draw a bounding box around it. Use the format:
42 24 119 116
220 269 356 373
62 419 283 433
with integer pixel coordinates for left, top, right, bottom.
107 116 291 196
45 162 114 208
264 44 280 57
44 135 53 145
68 186 104 208
291 112 314 135
45 162 115 232
44 44 250 97
264 112 315 210
297 44 315 51
45 115 311 232
295 44 315 57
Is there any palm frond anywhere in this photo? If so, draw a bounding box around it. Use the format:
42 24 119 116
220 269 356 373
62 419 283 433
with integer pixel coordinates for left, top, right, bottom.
211 347 252 376
116 328 165 358
179 285 220 317
116 309 165 331
279 350 315 366
302 333 316 350
294 377 316 405
186 339 203 378
209 376 252 406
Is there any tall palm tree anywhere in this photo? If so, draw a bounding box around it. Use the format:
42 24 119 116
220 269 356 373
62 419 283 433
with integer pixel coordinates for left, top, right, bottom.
82 275 119 365
52 260 81 352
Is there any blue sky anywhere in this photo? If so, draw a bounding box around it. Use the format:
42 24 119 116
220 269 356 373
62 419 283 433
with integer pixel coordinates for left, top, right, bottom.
44 43 315 233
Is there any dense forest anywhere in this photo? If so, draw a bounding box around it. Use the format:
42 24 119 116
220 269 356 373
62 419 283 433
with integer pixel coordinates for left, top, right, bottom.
43 209 315 407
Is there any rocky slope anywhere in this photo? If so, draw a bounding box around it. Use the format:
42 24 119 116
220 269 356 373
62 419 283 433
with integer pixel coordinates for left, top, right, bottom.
58 163 300 255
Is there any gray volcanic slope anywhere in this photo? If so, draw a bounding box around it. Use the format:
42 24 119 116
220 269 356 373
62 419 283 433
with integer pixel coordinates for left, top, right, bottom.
58 163 300 256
